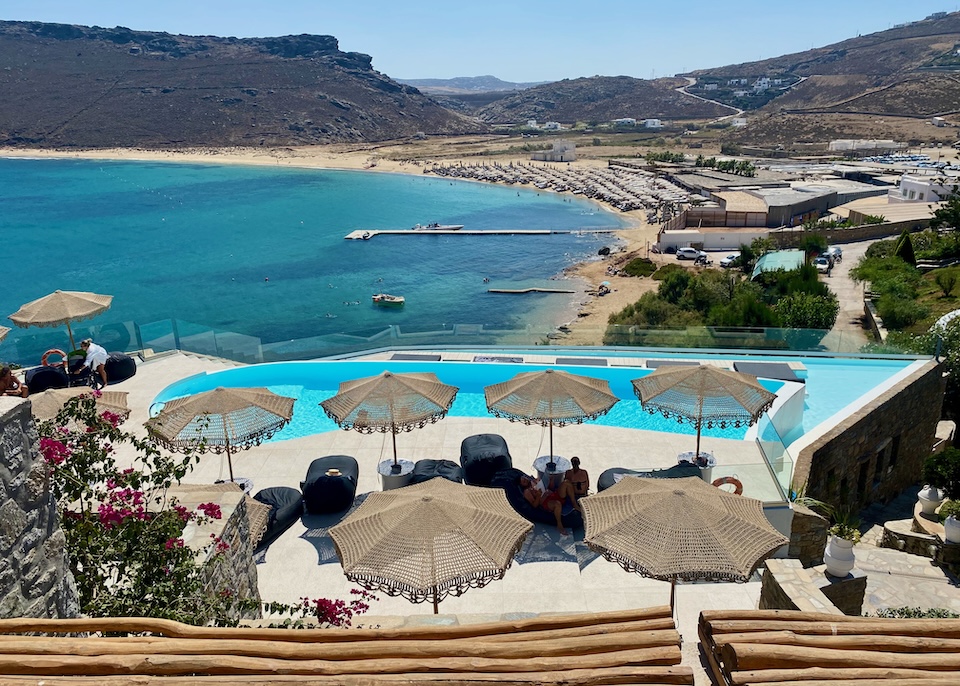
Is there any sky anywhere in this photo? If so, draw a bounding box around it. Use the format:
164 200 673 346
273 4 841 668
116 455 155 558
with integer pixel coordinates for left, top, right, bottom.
1 1 953 82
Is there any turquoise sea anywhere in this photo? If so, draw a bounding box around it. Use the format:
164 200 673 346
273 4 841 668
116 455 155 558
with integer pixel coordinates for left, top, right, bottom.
1 158 630 364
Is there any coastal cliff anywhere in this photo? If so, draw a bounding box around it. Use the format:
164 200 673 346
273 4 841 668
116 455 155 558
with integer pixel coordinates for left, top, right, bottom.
0 21 484 148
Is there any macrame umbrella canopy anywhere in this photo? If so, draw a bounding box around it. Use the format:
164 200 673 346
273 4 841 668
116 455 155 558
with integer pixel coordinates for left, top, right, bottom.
632 365 776 456
320 371 458 466
9 290 113 350
329 478 532 614
484 368 618 467
582 475 788 609
145 387 294 482
30 388 130 423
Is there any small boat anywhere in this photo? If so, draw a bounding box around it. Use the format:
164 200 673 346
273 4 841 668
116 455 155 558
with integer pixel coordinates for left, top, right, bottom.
372 293 405 307
411 222 464 231
360 231 371 240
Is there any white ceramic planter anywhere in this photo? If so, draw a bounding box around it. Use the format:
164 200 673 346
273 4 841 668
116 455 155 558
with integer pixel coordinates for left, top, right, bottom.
918 484 945 516
944 516 960 544
823 535 856 577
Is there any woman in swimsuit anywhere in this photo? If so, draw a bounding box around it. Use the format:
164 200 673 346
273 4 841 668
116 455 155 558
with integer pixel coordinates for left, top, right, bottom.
564 456 589 503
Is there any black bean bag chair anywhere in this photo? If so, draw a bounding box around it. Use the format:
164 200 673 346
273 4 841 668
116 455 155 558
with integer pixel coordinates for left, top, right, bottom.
105 352 137 384
252 486 303 551
25 366 69 393
491 467 583 530
596 462 702 492
410 459 463 485
460 434 512 487
301 455 359 514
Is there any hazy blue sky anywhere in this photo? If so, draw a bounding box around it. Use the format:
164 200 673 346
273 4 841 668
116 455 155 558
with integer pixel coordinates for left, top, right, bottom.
2 1 951 82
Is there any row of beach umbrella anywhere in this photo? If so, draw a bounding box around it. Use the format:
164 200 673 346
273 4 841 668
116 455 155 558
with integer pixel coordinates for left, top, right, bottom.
9 287 784 617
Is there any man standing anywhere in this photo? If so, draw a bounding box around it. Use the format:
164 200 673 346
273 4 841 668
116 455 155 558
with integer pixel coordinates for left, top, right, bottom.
75 338 108 388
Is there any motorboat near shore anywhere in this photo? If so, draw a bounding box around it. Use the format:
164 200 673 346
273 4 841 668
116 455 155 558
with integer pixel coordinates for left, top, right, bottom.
372 293 405 307
412 222 464 231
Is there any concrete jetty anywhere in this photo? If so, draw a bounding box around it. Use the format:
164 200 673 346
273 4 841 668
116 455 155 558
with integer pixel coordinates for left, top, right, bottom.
487 287 576 294
345 228 618 240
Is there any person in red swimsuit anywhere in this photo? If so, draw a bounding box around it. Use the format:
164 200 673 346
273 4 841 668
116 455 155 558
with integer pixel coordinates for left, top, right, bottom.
521 474 580 535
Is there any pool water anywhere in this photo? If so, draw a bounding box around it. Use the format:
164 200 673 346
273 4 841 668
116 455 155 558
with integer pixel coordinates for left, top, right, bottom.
152 354 920 446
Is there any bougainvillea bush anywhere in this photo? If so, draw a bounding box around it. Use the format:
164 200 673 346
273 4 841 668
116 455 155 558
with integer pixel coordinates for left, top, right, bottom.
38 393 375 627
37 393 237 623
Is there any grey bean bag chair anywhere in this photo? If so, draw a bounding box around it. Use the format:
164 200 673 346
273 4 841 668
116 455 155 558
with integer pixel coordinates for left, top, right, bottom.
460 434 512 487
301 455 359 514
410 459 464 485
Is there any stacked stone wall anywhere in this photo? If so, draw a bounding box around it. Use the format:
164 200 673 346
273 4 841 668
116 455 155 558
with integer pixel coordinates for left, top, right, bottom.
0 399 78 619
796 360 945 512
788 503 828 566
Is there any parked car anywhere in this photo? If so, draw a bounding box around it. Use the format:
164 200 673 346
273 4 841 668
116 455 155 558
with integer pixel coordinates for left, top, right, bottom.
825 246 843 262
719 252 741 268
676 247 706 260
814 256 831 273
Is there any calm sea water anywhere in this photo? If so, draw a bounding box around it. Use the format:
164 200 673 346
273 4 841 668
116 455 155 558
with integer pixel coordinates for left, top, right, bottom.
1 158 629 363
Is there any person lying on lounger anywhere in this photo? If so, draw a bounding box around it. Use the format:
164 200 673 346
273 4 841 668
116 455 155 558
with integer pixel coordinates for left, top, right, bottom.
520 474 580 535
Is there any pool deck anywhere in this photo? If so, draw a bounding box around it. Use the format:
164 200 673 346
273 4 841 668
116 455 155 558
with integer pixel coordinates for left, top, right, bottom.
42 350 960 686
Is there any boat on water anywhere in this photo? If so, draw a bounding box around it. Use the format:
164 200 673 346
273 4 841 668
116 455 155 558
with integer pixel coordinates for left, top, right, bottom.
372 293 405 307
411 222 464 231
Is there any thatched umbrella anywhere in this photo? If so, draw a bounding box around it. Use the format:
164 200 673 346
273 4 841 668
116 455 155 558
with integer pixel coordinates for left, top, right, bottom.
329 478 532 614
320 371 458 472
631 366 776 458
9 290 113 351
30 387 130 423
582 475 788 610
484 369 618 470
145 387 294 482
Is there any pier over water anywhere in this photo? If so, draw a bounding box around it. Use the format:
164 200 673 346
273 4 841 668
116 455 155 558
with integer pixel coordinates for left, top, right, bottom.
344 227 620 240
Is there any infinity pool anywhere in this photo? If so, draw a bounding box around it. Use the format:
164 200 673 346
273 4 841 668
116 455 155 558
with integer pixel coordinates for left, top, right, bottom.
153 353 922 447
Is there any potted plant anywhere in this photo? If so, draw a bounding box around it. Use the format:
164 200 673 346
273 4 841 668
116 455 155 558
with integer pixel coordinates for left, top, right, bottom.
919 449 960 516
940 500 960 544
823 512 861 578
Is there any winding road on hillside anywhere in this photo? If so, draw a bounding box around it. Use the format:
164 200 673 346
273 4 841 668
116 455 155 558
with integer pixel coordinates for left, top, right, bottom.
675 77 742 123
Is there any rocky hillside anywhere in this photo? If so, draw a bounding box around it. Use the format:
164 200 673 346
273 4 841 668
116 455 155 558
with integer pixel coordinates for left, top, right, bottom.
473 76 732 124
0 21 483 148
687 11 960 117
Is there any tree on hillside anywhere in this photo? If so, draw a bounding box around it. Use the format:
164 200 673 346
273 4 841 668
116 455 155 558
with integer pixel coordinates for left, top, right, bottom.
773 292 840 330
930 184 960 230
894 229 917 266
799 234 828 261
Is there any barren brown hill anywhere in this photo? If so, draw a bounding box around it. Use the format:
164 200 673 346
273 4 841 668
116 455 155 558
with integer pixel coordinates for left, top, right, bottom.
0 21 484 149
473 76 733 124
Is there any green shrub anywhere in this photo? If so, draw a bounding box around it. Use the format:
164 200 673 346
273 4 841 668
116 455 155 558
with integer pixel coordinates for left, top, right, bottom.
922 447 960 499
651 262 685 280
876 294 928 329
939 499 960 522
621 257 657 277
935 269 958 297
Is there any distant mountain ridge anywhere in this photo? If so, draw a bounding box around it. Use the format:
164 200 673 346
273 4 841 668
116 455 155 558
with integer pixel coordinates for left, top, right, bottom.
396 75 550 93
0 20 482 148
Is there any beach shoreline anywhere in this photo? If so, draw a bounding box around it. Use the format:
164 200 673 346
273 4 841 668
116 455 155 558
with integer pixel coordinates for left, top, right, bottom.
0 144 661 344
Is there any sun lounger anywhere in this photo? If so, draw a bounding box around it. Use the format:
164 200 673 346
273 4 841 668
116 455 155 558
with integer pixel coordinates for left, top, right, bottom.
645 360 701 369
301 455 359 513
251 486 303 551
410 459 464 485
460 434 512 486
733 361 803 383
596 463 701 492
491 467 583 529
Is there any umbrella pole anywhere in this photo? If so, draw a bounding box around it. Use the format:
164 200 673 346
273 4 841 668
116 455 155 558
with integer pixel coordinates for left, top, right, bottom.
66 322 76 351
695 423 703 459
548 422 555 470
670 576 677 616
391 428 401 473
225 435 235 483
433 596 439 615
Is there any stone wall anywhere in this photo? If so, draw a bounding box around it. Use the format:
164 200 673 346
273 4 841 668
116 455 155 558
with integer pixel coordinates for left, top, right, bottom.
796 360 945 512
788 503 829 567
0 398 79 619
760 558 866 616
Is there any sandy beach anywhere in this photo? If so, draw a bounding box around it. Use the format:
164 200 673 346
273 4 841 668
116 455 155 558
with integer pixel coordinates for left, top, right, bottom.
0 142 664 344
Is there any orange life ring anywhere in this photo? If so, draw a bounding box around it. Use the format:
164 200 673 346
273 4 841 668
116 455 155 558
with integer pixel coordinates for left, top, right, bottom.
712 476 743 496
41 349 68 368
